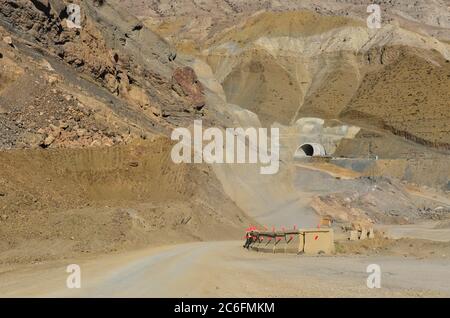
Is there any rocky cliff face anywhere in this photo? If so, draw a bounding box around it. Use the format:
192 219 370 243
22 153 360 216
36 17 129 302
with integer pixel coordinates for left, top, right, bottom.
0 0 209 149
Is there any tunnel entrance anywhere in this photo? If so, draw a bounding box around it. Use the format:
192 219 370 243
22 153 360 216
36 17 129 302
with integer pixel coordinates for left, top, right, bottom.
294 143 326 159
300 144 314 156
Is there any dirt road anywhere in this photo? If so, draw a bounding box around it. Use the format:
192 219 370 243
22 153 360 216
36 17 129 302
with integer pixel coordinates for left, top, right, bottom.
378 222 450 242
1 241 449 297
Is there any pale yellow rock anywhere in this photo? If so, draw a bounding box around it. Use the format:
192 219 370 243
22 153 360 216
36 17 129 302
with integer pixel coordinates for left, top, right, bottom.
359 228 368 240
348 230 358 241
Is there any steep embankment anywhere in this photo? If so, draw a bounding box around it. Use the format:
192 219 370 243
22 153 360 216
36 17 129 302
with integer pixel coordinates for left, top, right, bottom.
0 138 252 265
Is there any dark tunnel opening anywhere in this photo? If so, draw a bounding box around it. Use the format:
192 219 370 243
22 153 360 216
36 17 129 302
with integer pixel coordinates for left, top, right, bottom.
300 144 314 156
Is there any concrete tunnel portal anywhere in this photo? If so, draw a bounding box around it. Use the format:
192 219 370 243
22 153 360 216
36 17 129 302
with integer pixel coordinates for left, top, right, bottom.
294 143 326 158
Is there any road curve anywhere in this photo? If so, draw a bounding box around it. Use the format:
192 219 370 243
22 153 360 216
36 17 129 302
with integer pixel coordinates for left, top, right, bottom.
0 241 449 297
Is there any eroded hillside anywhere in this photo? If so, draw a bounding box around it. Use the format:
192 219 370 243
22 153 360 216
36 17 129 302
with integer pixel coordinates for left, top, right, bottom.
121 2 450 150
0 0 253 265
0 0 211 151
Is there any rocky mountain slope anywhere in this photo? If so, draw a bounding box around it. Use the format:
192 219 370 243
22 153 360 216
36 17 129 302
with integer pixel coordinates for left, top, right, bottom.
0 0 253 264
122 2 450 151
119 0 450 43
0 0 212 150
117 1 450 201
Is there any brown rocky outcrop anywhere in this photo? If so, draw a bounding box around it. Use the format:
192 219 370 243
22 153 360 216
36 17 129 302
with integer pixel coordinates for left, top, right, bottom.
172 66 205 111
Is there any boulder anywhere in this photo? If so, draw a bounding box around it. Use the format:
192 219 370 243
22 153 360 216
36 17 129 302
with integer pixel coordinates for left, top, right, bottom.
171 67 205 111
43 135 55 147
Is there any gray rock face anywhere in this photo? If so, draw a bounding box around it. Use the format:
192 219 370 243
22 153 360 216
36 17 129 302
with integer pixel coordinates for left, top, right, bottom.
118 0 450 37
